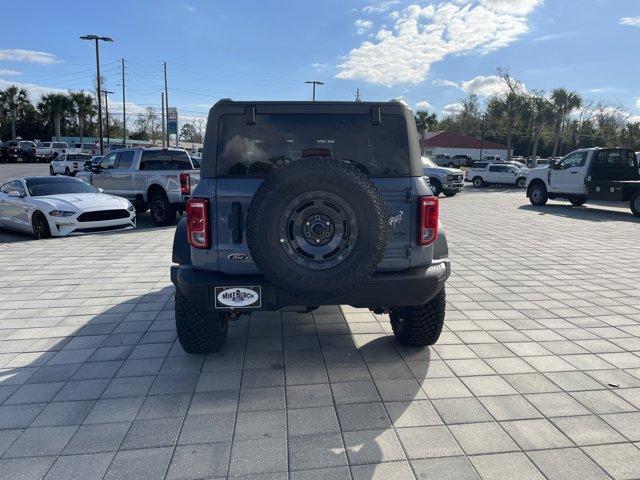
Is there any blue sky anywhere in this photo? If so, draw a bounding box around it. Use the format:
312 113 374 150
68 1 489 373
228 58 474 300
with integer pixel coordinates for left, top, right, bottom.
2 0 640 125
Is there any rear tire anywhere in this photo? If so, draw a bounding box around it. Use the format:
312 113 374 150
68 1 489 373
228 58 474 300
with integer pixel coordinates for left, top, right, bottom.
150 193 176 226
175 291 228 354
516 177 526 189
569 195 587 206
472 177 483 188
529 183 548 206
390 288 446 347
64 167 71 176
631 192 640 218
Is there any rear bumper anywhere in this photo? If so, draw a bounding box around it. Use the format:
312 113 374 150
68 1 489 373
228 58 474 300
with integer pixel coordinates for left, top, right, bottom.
171 260 451 312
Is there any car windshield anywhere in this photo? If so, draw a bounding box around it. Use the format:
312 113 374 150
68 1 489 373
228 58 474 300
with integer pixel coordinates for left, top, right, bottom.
25 177 98 196
422 157 437 168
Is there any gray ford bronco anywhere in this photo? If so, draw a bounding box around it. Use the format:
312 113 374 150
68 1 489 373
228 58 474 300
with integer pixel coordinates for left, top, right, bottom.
171 99 451 353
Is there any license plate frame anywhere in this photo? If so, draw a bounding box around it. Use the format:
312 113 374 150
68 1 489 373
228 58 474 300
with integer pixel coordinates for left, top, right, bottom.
214 286 261 309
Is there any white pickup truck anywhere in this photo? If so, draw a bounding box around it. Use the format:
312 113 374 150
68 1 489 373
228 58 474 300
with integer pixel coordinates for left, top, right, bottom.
77 147 200 226
526 147 640 217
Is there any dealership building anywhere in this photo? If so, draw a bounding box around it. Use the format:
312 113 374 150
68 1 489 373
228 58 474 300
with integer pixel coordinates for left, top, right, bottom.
420 131 510 160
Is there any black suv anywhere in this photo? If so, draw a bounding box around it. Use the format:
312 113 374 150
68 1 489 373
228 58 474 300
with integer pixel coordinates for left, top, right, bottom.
171 100 451 353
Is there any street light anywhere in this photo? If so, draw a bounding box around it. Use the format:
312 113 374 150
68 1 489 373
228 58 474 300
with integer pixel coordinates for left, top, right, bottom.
305 80 324 101
80 34 114 155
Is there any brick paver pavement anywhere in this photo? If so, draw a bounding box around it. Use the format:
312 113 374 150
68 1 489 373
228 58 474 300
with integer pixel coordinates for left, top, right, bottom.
0 184 639 479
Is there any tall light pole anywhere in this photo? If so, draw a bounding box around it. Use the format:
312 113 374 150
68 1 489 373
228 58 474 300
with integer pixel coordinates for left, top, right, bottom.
80 34 114 155
305 80 324 101
101 89 114 147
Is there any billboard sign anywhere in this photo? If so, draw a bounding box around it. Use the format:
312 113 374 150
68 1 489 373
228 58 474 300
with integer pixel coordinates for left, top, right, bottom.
167 107 178 135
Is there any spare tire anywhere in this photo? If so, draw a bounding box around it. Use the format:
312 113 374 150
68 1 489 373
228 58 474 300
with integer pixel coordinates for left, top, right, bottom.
247 157 388 299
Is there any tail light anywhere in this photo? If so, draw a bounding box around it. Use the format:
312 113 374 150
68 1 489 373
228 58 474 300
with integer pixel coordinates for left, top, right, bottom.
418 196 439 246
187 198 209 248
180 173 191 195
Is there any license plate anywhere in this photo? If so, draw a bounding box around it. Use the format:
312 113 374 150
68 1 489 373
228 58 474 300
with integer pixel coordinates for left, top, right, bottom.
214 286 261 309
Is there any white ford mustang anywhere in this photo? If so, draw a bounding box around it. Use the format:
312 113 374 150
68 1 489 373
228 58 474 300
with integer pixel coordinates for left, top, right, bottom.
0 176 136 239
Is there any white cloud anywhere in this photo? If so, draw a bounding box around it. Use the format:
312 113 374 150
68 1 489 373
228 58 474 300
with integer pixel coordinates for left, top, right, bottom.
362 1 400 13
0 78 66 100
460 75 509 96
355 19 374 35
629 115 640 123
533 31 576 42
620 16 640 27
442 103 464 116
312 62 330 72
433 78 460 89
181 3 196 11
336 0 542 86
0 49 61 64
415 101 433 111
0 69 21 76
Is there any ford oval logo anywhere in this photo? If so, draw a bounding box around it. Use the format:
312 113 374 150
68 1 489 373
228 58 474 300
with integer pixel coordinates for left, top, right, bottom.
228 253 249 261
217 287 259 307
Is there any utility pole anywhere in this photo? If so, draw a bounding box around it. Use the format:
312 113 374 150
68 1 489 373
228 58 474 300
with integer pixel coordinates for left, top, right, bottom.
479 113 486 161
305 80 324 101
161 92 166 148
121 58 126 146
80 35 114 155
102 89 114 147
164 62 170 146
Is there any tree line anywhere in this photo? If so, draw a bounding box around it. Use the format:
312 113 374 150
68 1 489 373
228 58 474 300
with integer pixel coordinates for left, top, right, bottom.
415 69 640 162
0 85 200 144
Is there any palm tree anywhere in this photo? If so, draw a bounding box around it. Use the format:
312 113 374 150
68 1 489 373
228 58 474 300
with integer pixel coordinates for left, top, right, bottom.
528 93 555 166
550 88 582 157
0 86 30 140
38 93 72 141
488 91 527 161
414 110 438 136
69 91 96 146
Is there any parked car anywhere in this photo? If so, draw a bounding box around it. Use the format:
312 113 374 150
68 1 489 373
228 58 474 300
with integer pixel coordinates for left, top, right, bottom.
1 140 36 162
170 99 451 353
482 155 503 162
422 157 464 197
72 142 100 155
50 153 93 176
76 147 200 226
467 163 528 188
432 153 451 167
0 176 135 239
35 142 71 162
527 147 640 217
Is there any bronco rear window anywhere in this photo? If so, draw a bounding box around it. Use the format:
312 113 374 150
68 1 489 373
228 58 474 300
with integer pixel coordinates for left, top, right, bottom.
216 114 411 177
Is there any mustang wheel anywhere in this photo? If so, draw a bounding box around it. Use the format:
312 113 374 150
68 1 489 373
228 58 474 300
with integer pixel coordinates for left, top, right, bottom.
247 157 388 299
31 211 51 240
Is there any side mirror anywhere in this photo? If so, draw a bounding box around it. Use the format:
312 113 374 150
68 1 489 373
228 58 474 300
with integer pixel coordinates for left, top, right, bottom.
8 190 24 198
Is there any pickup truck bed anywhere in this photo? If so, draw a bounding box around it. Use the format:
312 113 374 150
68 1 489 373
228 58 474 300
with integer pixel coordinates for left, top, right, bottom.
588 180 640 202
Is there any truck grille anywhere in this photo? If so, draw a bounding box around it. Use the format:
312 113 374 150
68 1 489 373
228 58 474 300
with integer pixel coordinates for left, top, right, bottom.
77 209 129 222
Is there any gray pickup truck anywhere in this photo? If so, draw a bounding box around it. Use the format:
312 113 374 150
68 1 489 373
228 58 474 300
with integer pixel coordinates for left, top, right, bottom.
77 147 199 226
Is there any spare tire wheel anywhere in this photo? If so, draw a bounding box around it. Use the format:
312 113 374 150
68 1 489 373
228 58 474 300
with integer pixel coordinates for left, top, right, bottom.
246 157 388 299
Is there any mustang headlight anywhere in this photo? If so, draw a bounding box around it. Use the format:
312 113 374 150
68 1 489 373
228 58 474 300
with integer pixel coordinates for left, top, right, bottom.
127 204 134 212
49 210 76 217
